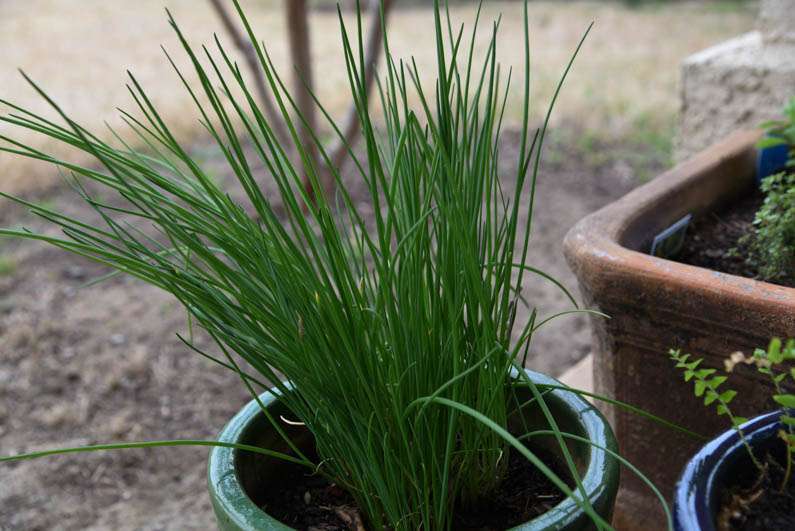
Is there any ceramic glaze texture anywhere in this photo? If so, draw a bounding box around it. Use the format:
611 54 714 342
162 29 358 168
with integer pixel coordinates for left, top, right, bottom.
208 369 619 531
674 411 783 531
564 130 795 530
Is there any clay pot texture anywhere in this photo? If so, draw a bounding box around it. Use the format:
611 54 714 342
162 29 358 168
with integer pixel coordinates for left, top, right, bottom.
207 369 620 530
563 130 795 530
673 411 784 531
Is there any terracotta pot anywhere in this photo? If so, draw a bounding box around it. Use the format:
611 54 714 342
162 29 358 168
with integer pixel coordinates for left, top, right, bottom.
207 369 620 530
673 411 784 531
563 130 795 530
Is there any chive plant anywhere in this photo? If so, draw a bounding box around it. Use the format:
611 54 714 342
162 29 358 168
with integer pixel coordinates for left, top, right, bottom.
1 1 610 528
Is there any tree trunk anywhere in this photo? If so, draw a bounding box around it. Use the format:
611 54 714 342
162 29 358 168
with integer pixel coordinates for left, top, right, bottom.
207 0 289 149
210 0 394 200
285 0 323 198
328 0 393 177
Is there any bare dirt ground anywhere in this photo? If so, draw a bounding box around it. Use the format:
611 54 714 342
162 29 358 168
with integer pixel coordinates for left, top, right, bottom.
0 125 663 530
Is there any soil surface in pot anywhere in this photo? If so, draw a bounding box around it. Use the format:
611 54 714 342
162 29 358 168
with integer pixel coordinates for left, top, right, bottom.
717 450 795 531
258 448 569 530
677 189 795 288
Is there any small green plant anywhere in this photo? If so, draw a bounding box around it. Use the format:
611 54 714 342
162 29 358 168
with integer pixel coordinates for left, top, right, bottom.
670 338 795 491
742 97 795 282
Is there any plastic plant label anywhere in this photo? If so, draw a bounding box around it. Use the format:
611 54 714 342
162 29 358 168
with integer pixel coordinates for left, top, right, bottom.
650 214 692 259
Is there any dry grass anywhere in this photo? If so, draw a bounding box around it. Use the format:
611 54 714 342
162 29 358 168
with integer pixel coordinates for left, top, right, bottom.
0 0 754 195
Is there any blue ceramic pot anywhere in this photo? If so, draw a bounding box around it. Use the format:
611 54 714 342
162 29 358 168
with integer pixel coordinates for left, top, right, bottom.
208 369 620 530
673 411 785 531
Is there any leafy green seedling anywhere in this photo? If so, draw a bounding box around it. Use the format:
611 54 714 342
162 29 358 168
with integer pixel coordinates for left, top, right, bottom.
751 338 795 489
671 338 795 491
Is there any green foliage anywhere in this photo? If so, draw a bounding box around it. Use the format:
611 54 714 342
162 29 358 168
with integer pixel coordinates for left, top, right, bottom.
669 350 747 428
620 0 751 9
670 339 795 489
744 97 795 283
0 1 605 528
759 97 795 150
754 338 795 489
743 171 795 282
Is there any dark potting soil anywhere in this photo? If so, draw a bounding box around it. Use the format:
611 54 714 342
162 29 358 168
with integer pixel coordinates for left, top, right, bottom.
452 448 569 530
258 448 568 530
676 189 795 288
717 451 795 531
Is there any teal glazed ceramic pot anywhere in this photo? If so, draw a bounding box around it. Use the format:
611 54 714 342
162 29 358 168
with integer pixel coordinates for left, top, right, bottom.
673 411 785 531
208 369 619 530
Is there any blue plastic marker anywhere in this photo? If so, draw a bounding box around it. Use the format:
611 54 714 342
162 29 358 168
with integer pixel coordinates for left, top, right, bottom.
756 138 789 185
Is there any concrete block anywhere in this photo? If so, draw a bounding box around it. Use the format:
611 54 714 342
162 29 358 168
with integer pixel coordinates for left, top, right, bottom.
676 0 795 161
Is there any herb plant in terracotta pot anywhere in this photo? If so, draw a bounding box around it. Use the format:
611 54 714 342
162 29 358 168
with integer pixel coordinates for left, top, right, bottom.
0 1 628 529
564 97 795 527
671 339 795 531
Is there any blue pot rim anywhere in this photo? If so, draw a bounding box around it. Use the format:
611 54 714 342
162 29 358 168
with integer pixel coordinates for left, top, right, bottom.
207 368 619 530
673 410 785 531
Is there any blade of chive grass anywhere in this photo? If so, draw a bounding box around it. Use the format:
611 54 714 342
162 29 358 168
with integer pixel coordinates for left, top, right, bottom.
519 430 673 531
0 440 311 467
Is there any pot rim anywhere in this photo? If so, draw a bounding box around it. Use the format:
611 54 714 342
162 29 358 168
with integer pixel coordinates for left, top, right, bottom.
208 368 619 530
673 410 783 531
